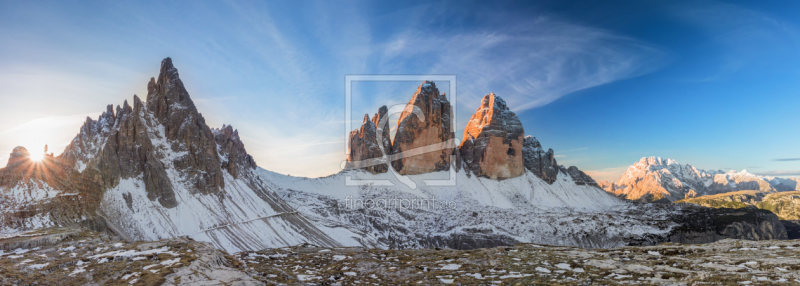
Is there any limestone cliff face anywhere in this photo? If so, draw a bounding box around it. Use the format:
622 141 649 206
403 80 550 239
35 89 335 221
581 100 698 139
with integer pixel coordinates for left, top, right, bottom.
598 181 618 193
346 114 387 174
459 93 524 180
344 84 597 184
371 105 391 157
145 58 227 196
391 81 455 175
213 124 257 180
521 136 559 184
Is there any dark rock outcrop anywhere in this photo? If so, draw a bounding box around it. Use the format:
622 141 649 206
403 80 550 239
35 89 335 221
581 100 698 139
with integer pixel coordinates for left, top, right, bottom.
667 206 788 243
1 147 108 234
94 95 178 207
562 166 599 186
625 205 788 246
371 105 391 156
782 220 800 239
521 136 559 184
459 93 525 180
213 124 257 179
346 114 387 174
145 58 225 196
391 81 455 175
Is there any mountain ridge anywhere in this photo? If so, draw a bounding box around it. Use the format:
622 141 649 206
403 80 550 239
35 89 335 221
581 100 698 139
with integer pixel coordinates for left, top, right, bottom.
600 156 800 203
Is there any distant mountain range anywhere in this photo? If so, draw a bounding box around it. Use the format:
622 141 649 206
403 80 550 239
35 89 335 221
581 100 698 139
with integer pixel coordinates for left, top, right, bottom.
0 58 789 253
599 157 800 203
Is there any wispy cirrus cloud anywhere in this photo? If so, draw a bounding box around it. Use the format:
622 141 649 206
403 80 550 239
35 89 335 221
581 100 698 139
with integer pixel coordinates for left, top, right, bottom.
373 13 668 115
774 158 800 162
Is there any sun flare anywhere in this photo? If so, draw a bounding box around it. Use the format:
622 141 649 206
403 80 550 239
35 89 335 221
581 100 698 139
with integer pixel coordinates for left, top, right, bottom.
29 151 44 162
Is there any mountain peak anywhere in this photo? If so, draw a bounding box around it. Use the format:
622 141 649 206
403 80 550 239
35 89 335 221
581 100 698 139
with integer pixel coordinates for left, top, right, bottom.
7 146 30 166
146 57 201 121
161 57 174 68
159 57 178 81
420 80 436 91
459 93 524 180
638 156 681 167
391 81 454 175
463 93 520 141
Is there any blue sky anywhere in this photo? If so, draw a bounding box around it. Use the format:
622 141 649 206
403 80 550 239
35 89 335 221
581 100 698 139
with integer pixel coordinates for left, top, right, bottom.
0 0 798 181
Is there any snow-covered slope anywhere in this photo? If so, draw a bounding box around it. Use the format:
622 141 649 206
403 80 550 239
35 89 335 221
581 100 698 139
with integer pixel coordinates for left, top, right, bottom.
257 167 685 249
260 168 622 211
99 173 360 253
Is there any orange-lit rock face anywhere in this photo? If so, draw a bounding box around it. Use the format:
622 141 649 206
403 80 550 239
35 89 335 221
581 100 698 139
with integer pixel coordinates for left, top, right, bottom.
609 157 779 203
477 136 524 179
459 93 524 180
347 113 388 174
391 81 454 175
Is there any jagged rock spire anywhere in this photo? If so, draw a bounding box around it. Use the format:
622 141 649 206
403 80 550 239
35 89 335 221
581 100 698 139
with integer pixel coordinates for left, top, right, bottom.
59 57 260 208
347 113 388 173
459 93 524 180
213 124 257 179
371 105 391 156
522 136 559 184
391 81 455 175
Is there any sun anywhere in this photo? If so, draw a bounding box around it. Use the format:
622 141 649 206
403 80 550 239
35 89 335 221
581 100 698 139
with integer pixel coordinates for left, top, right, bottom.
29 151 44 162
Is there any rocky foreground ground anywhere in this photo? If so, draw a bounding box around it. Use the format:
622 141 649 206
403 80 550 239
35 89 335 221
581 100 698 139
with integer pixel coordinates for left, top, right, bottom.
1 228 800 285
